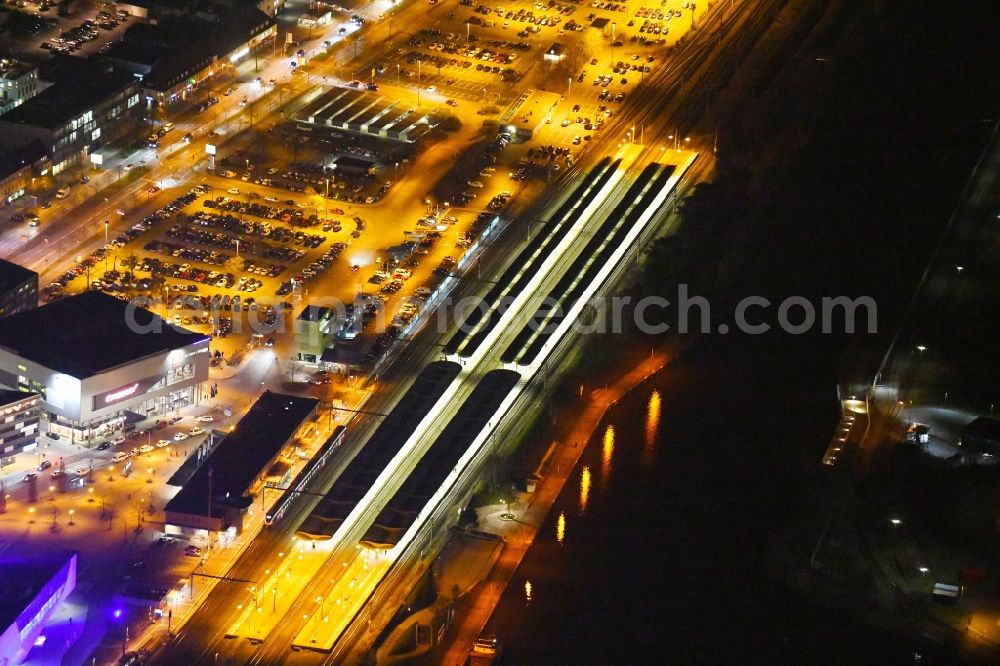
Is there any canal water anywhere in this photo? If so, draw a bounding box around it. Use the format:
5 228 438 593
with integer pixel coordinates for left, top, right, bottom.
482 339 917 664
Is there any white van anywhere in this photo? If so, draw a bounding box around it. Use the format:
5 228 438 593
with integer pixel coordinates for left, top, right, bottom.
111 451 129 463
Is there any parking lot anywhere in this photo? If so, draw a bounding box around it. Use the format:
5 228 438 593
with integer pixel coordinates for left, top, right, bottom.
38 161 494 365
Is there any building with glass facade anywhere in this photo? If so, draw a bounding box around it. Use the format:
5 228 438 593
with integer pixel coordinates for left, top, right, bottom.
0 389 40 469
0 56 142 175
0 292 209 446
0 552 77 664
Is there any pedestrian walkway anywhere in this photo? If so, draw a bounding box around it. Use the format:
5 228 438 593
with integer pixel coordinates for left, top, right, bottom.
433 350 670 665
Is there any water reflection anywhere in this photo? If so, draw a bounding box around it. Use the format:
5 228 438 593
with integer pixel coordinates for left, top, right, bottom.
556 511 566 545
601 424 615 484
579 466 591 514
644 390 661 469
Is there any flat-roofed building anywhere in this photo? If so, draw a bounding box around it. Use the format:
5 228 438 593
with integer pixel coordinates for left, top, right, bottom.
164 391 319 537
0 291 210 445
0 57 142 175
296 304 335 363
100 6 276 108
0 258 38 318
0 389 40 468
0 150 32 209
0 57 44 116
0 552 77 665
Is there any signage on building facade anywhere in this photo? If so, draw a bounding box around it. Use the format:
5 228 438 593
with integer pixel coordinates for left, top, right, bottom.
91 375 165 410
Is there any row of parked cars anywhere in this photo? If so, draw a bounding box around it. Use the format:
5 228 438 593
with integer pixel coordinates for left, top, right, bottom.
213 197 325 230
138 257 239 288
292 242 347 285
190 210 323 250
42 185 207 301
40 11 127 55
166 222 307 263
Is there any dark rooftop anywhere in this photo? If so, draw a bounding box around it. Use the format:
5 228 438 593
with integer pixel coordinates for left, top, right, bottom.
297 305 332 322
99 6 273 93
0 59 137 129
0 141 45 180
101 37 171 69
963 416 1000 442
333 155 375 170
0 258 37 293
0 552 76 632
165 391 318 518
0 291 208 378
0 388 38 407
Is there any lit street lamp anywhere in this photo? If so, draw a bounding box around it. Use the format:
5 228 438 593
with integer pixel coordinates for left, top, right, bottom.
667 132 691 151
611 22 617 66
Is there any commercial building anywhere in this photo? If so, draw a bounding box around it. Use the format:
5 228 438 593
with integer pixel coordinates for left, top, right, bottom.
101 6 277 108
331 155 376 178
164 391 319 538
298 7 333 29
295 304 334 363
960 416 1000 458
0 57 142 175
0 291 210 445
543 42 566 62
0 152 31 208
0 552 77 665
117 0 285 19
0 389 40 468
498 89 561 140
0 58 43 116
0 258 38 318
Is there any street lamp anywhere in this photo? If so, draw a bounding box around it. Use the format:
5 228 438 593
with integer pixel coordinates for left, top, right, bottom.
667 132 691 151
68 509 75 525
611 22 617 66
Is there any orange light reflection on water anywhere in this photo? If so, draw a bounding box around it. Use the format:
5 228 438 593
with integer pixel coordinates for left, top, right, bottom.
601 424 615 483
579 466 591 514
644 390 661 468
